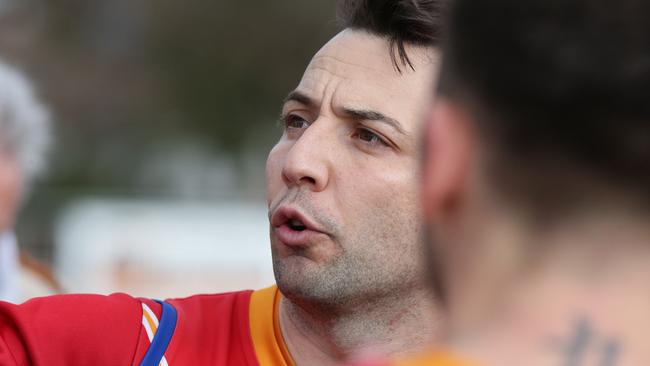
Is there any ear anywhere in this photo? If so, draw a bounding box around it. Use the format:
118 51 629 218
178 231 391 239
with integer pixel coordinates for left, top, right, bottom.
421 98 474 221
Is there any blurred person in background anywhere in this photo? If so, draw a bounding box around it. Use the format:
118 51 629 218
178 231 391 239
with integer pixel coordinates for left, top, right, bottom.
0 0 447 365
362 0 650 364
0 60 60 303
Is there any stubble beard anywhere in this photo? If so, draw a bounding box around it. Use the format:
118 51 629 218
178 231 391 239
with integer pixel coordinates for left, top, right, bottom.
272 212 426 315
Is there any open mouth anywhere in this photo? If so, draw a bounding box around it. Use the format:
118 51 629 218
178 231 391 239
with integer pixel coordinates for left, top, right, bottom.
271 207 328 247
287 218 307 232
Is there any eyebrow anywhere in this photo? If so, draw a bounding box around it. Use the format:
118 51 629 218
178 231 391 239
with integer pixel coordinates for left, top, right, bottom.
283 90 316 108
283 90 407 136
342 108 408 136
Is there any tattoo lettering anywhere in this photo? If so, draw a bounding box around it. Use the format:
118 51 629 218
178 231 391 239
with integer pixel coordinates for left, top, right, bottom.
551 317 621 366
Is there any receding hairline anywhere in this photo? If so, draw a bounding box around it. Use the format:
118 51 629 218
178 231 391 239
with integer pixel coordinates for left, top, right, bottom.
315 28 441 75
336 0 448 72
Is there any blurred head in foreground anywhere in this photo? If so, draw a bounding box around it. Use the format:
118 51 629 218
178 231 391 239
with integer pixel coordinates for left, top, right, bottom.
265 0 448 361
420 0 650 363
0 60 51 302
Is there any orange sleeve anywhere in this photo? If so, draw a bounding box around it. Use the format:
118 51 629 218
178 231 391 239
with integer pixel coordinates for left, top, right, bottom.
249 285 295 366
346 350 480 366
391 350 481 366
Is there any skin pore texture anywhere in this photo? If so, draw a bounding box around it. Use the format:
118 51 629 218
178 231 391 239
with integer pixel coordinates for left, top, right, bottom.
421 99 650 366
266 29 442 365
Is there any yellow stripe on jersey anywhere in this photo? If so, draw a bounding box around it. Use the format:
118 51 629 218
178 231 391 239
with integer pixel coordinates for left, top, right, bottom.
249 285 295 366
143 307 158 334
390 350 480 366
141 303 170 366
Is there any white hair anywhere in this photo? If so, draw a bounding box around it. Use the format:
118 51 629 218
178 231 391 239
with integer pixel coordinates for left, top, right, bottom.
0 60 51 184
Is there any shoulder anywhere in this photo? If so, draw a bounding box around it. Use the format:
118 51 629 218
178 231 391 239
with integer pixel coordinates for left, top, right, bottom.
166 289 254 314
156 289 260 365
164 289 255 335
0 293 146 365
0 289 273 366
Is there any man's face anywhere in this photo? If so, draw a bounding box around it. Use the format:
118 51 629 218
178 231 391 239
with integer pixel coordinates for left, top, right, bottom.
0 152 22 232
266 29 438 306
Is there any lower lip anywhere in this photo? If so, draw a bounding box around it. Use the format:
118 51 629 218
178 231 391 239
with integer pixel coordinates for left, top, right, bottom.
274 224 326 247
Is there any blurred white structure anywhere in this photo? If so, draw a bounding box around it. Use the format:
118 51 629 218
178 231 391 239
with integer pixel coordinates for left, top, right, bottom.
54 198 275 299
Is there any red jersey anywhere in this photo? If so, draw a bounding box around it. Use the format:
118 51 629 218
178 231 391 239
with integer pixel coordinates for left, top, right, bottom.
0 285 294 366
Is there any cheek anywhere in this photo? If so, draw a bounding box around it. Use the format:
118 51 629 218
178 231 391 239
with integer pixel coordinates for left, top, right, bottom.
373 173 420 219
265 143 287 205
338 163 423 268
341 158 421 223
367 157 419 197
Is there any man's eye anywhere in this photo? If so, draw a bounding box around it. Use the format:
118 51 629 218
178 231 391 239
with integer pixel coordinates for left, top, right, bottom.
284 115 309 130
354 128 389 147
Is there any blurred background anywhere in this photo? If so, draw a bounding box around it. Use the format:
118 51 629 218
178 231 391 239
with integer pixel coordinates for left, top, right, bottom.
0 0 338 298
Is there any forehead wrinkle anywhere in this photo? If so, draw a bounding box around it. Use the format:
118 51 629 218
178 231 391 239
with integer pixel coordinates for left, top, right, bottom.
303 64 404 112
329 80 410 125
298 49 424 130
320 78 342 118
291 76 342 122
307 57 426 104
310 54 401 81
306 65 349 84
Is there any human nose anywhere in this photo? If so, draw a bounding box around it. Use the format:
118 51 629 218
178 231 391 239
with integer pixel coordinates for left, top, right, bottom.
281 120 332 192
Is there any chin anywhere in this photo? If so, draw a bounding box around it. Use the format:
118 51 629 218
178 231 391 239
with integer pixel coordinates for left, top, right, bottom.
273 255 315 285
273 259 360 311
273 257 325 298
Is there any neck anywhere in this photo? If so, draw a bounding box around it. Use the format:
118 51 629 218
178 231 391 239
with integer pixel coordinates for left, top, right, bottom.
279 287 443 366
452 215 650 366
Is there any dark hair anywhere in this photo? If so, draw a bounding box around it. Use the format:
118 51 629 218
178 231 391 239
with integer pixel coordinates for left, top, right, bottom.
337 0 448 72
439 0 650 205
